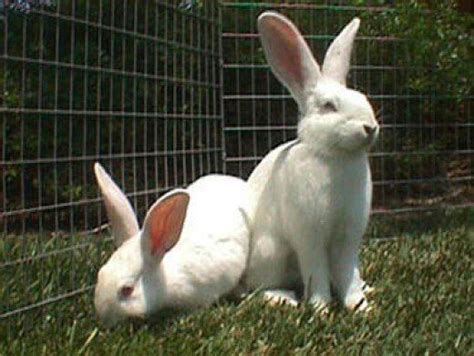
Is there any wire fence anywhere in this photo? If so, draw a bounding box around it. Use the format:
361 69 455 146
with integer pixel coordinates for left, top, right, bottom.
0 0 472 329
1 0 222 325
221 1 473 216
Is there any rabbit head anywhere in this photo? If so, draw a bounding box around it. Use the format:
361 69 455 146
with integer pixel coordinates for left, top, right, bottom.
258 12 379 156
93 163 189 327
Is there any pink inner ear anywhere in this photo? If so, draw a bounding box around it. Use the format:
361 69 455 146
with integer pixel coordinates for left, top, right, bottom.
147 193 189 255
264 17 303 87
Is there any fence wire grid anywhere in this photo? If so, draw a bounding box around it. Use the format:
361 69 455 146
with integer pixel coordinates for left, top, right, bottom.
0 0 472 328
221 1 473 215
1 0 223 324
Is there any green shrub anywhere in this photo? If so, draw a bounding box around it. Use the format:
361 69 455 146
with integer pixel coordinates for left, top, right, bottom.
360 0 473 100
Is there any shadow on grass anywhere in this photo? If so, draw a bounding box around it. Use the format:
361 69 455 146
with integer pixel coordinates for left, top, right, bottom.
366 207 472 240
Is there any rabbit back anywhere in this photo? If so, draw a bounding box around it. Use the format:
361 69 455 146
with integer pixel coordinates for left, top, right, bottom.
161 175 251 308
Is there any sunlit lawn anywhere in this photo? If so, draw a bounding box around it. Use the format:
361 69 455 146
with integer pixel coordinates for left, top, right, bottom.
1 209 472 354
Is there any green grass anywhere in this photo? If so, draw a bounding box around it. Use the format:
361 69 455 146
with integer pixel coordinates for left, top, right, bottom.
1 209 473 354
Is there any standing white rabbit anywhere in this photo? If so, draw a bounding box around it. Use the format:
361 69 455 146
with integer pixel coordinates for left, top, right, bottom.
244 12 379 312
93 163 250 327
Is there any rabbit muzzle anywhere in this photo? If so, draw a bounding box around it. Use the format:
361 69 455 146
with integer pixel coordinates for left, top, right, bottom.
94 288 123 328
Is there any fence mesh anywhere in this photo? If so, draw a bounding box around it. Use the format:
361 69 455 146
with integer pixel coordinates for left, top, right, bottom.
0 0 472 330
221 1 473 216
0 0 222 324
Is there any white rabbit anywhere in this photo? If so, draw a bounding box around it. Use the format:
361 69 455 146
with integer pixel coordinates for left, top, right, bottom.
93 163 250 327
244 12 379 312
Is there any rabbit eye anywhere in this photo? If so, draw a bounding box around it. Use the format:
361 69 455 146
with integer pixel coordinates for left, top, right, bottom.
119 285 134 299
322 101 337 112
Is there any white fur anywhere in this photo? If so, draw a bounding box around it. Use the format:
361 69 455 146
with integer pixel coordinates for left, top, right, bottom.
94 163 140 247
94 164 250 327
244 12 379 311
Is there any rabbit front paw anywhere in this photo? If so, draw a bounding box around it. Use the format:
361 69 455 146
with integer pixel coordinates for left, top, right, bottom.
309 295 330 315
346 295 374 313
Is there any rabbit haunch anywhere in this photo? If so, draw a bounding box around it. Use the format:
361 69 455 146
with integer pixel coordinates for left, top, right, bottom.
244 12 379 311
93 163 250 327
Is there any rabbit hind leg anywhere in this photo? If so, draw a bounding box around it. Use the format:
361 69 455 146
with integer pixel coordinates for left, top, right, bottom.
263 289 299 307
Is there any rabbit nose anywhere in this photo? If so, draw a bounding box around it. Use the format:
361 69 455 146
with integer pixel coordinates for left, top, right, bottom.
363 124 377 136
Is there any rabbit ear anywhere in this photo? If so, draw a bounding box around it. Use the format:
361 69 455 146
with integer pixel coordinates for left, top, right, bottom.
322 18 360 85
94 163 140 247
141 190 190 258
258 11 321 112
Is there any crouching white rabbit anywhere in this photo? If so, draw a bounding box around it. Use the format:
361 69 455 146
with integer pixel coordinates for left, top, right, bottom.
93 163 250 327
245 12 379 312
